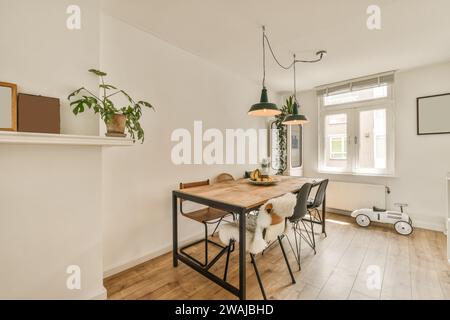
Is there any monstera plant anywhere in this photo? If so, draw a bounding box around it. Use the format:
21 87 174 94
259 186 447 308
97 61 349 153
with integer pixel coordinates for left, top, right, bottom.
68 69 154 143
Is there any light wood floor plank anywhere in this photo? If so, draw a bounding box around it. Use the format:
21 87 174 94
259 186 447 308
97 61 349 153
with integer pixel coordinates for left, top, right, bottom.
104 213 449 300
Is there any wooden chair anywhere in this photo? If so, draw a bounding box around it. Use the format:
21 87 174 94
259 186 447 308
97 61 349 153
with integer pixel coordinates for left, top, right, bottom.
213 173 237 228
214 173 235 184
179 179 233 268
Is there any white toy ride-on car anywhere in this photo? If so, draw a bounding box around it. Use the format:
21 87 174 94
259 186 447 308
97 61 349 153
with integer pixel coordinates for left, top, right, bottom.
351 203 413 236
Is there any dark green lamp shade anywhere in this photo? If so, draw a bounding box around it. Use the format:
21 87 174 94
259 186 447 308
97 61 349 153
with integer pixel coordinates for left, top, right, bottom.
248 88 281 117
282 101 309 125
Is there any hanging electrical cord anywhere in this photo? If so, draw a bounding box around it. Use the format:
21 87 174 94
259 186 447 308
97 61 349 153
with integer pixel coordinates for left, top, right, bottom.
262 25 326 71
263 26 294 70
249 26 326 118
282 52 309 125
295 51 327 63
293 54 297 99
262 26 267 87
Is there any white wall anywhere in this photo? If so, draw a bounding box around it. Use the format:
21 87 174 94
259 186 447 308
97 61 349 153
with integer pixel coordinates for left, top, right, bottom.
100 14 266 275
298 61 450 232
0 0 100 135
0 0 107 300
0 145 105 299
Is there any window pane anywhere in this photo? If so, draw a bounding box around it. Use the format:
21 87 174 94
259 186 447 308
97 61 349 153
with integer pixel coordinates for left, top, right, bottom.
328 114 346 125
324 85 388 106
325 114 347 169
330 136 346 160
291 126 302 168
358 109 387 170
331 139 341 153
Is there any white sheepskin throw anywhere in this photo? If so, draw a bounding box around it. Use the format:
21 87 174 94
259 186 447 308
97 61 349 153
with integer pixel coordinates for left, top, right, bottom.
269 192 298 218
219 192 297 254
218 219 255 253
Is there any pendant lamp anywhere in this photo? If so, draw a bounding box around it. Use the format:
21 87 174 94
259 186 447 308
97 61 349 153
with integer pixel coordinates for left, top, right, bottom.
283 54 309 125
248 26 281 117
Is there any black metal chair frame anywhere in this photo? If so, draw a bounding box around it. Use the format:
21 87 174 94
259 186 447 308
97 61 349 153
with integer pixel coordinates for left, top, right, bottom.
179 181 234 269
222 230 295 300
286 180 329 270
179 218 228 269
285 183 317 271
303 179 329 238
286 218 316 270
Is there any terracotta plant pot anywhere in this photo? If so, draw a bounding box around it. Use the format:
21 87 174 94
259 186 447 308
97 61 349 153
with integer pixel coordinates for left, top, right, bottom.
106 114 126 135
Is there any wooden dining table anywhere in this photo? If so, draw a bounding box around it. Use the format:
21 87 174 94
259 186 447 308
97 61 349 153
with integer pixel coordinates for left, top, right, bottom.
172 176 326 300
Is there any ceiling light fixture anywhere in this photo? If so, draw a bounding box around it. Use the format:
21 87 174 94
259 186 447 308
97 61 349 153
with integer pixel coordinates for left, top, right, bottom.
249 26 326 123
283 54 309 126
248 26 281 117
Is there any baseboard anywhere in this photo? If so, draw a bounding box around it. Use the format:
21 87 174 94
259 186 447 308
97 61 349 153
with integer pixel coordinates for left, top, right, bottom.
90 286 107 300
326 208 351 216
328 209 447 233
103 232 204 278
413 220 446 233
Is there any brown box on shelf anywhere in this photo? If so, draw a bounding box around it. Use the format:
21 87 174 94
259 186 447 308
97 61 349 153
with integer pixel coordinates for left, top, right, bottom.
17 94 60 134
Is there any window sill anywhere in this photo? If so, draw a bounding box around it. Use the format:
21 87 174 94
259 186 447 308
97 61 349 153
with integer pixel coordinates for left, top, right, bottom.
317 169 397 178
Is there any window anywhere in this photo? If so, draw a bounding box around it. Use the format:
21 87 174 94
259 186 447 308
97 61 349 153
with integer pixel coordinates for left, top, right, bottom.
329 135 347 160
357 109 387 171
324 85 388 106
324 114 348 170
270 123 303 172
318 73 395 176
328 114 347 125
291 125 302 168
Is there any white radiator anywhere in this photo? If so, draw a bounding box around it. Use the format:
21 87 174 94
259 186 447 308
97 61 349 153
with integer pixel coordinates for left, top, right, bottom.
326 181 387 212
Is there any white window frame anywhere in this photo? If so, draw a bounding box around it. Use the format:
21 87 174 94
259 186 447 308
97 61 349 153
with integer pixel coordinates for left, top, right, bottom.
328 114 347 125
318 84 395 177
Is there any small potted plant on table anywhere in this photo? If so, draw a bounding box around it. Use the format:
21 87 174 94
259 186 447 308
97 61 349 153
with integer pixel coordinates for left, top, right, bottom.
68 69 154 143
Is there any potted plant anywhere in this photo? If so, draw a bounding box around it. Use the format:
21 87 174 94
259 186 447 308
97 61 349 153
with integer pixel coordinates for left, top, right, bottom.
68 69 154 143
272 96 295 175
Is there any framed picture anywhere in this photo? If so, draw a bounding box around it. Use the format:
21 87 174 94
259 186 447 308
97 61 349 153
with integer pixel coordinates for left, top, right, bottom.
417 93 450 135
0 82 18 132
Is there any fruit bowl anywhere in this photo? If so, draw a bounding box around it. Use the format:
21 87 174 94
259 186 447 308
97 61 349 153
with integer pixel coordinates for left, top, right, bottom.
247 177 279 186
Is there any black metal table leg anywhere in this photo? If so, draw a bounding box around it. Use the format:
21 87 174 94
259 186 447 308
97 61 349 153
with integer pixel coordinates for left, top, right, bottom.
172 192 179 267
238 209 246 300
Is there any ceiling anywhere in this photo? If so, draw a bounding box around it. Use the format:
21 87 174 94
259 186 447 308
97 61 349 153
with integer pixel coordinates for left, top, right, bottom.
102 0 450 92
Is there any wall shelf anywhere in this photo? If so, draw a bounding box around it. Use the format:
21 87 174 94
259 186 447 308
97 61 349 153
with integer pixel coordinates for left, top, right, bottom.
0 131 133 147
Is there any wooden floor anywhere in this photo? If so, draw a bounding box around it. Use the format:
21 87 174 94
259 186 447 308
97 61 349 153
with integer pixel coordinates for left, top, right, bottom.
104 213 450 300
